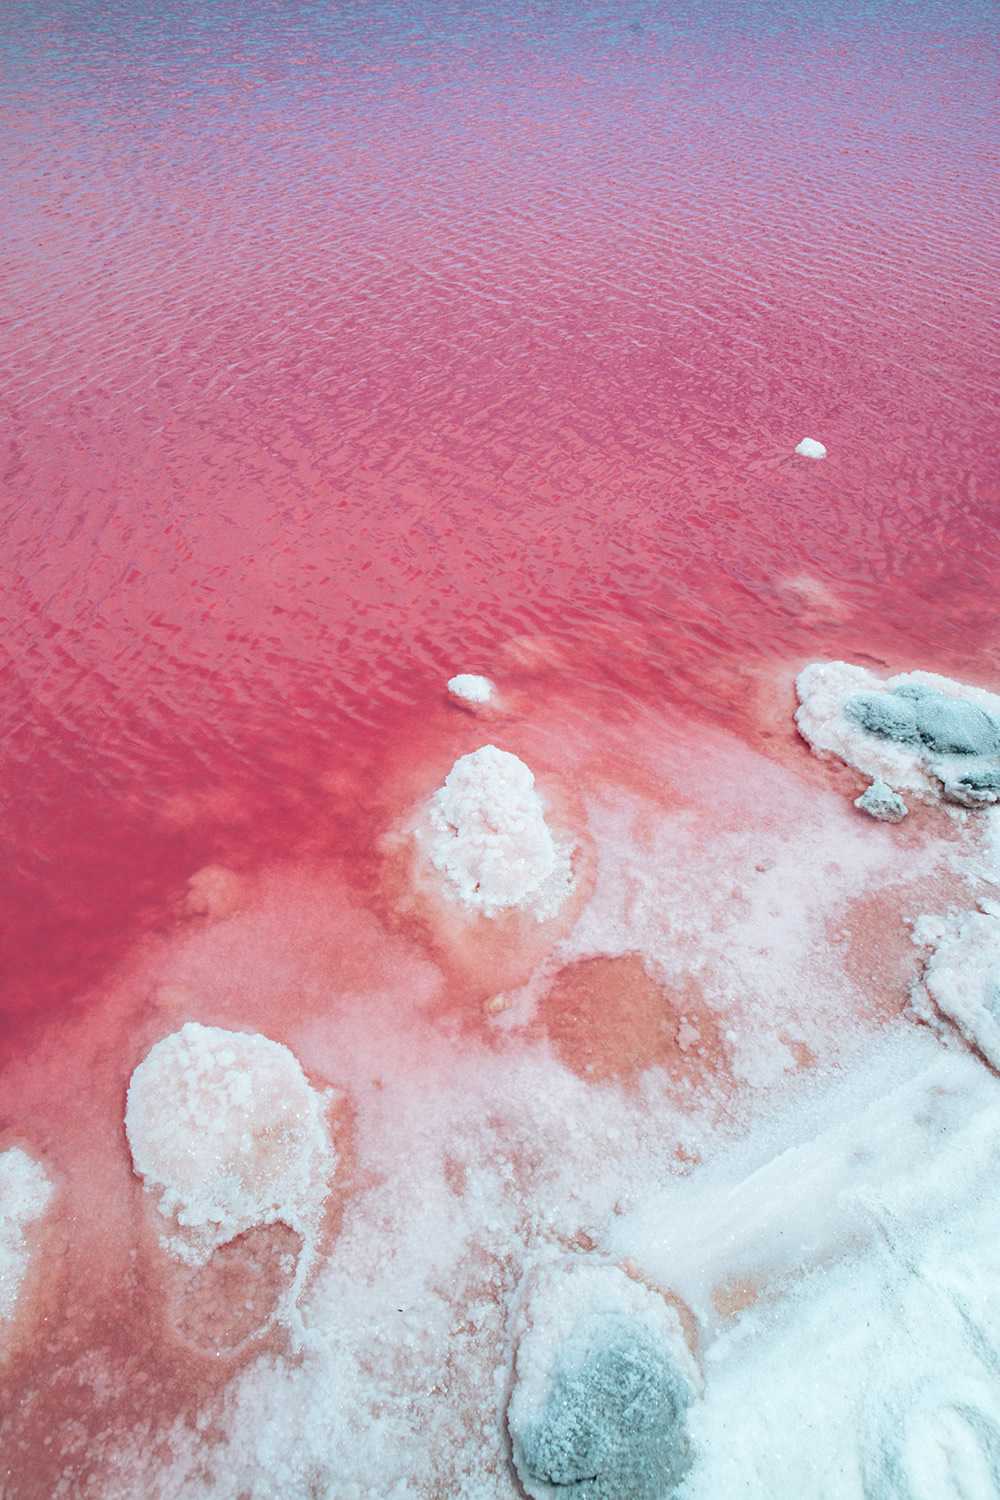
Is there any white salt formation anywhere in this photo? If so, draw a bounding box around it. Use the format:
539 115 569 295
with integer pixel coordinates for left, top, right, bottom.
429 744 573 919
507 1260 699 1500
447 672 495 704
0 1147 53 1333
125 1023 335 1270
854 778 907 822
796 661 1000 808
649 1039 1000 1500
794 436 826 458
910 906 1000 1070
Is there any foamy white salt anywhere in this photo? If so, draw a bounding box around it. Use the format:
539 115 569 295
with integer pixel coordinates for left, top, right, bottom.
125 1023 335 1272
429 744 573 919
794 437 826 458
0 1147 53 1332
797 660 1000 807
447 673 495 705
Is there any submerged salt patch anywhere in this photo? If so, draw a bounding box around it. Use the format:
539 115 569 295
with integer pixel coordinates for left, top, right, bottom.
796 661 1000 807
0 1147 54 1330
125 1023 335 1269
794 437 826 458
429 745 574 919
448 673 495 705
507 1260 699 1500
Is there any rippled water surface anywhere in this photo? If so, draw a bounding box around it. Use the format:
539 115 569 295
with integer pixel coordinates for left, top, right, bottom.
1 0 999 1494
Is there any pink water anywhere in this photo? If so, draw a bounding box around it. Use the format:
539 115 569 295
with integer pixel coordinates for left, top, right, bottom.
1 0 999 1490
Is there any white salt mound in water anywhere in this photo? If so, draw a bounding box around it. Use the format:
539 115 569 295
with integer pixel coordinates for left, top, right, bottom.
448 673 495 704
796 661 1000 807
125 1023 335 1268
429 744 573 919
794 437 826 458
0 1147 53 1329
507 1259 699 1500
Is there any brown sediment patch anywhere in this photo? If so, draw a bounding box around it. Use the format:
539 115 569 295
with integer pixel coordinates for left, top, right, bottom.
834 844 975 1027
167 1221 306 1354
534 954 727 1088
711 1272 769 1320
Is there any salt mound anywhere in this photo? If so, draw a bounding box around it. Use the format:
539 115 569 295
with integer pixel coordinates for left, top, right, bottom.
0 1147 54 1331
796 661 1000 808
507 1260 699 1500
125 1023 335 1267
447 673 495 704
429 745 573 919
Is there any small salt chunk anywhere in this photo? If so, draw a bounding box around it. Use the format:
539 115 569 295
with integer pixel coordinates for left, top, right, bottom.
447 674 494 705
794 437 827 459
854 780 908 823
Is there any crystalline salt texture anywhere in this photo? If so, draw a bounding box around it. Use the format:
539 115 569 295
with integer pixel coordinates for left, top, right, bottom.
447 673 495 704
508 1261 698 1500
125 1022 335 1266
429 744 571 919
794 437 827 458
796 662 1000 807
0 1147 54 1330
911 909 1000 1069
854 780 908 822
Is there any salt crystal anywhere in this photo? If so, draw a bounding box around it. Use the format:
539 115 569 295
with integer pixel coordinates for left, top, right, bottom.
794 437 827 459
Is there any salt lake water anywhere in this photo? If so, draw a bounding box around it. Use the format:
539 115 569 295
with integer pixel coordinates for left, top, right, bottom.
1 0 999 1494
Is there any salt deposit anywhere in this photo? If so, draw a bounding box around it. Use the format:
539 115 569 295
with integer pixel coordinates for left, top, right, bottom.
448 673 495 705
631 1039 1000 1500
0 1147 53 1333
796 661 1000 807
794 437 827 458
507 1259 699 1500
428 744 574 919
910 905 1000 1070
854 778 907 822
125 1023 335 1273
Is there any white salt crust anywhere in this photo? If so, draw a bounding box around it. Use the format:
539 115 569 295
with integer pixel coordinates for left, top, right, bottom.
0 1147 53 1329
910 906 1000 1069
429 745 574 920
125 1023 335 1271
448 673 495 704
796 660 1000 805
794 437 826 458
